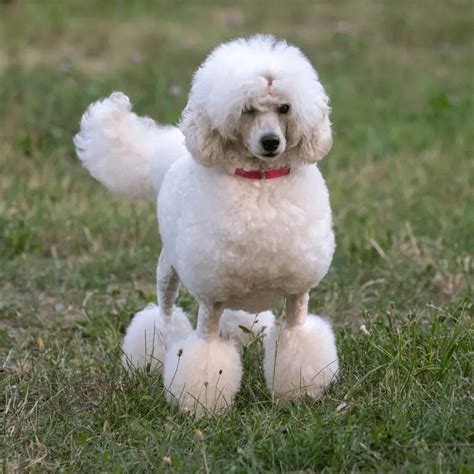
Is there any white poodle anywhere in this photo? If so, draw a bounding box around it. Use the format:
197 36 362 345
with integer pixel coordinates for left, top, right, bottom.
74 35 339 414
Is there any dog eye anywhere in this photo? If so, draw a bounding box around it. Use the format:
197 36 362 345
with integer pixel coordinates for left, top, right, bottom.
278 104 290 114
242 105 256 115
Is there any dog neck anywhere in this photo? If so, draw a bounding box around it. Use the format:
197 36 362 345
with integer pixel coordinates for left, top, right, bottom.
234 167 290 180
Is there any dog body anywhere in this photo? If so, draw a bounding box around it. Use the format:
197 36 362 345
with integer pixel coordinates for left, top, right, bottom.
75 35 339 414
159 155 334 313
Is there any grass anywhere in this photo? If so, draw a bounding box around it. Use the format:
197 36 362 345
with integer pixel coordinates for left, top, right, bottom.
0 0 472 471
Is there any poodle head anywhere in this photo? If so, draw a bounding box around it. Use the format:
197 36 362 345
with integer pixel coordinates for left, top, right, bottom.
180 35 332 169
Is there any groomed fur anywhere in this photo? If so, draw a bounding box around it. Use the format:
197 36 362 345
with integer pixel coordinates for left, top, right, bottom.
74 92 189 201
264 315 339 399
163 334 242 415
181 35 332 167
122 306 274 370
76 35 339 413
219 310 275 346
122 304 192 372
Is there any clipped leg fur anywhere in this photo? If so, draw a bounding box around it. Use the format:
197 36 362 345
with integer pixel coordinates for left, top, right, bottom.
163 302 242 415
163 333 242 415
219 309 275 346
122 304 192 373
264 314 339 400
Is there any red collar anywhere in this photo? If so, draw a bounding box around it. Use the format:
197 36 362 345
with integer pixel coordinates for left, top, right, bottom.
234 167 290 180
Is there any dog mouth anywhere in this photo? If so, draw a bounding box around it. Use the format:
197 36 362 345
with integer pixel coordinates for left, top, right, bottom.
251 150 282 161
245 143 283 161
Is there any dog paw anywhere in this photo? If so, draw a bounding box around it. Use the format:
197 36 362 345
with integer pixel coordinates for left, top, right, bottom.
264 314 339 400
122 304 192 373
220 310 275 346
163 333 242 415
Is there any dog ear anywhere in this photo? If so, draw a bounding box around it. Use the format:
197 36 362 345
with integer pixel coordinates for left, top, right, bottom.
180 106 226 167
295 110 333 164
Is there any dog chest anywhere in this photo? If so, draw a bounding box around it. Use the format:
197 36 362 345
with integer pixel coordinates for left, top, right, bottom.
158 160 334 303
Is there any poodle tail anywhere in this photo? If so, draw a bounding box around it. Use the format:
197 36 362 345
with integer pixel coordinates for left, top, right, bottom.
74 92 187 201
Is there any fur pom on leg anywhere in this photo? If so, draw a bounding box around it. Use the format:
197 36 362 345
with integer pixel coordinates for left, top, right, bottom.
122 304 192 373
264 314 339 400
219 310 275 346
163 333 242 415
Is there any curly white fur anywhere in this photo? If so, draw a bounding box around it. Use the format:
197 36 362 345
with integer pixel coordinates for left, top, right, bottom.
264 315 339 399
181 36 332 168
163 333 242 415
220 310 275 346
74 92 188 201
122 304 192 372
75 35 339 413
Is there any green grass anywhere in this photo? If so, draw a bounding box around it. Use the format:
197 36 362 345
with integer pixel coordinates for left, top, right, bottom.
1 1 472 472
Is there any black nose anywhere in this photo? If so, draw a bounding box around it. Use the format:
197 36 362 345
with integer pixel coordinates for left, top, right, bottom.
260 134 280 153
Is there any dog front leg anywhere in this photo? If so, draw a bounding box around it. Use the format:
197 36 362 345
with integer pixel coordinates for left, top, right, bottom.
264 291 339 400
163 301 243 415
285 291 310 328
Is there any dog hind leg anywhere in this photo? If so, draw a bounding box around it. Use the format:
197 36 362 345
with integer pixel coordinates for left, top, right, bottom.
121 250 192 372
219 309 275 346
157 250 181 318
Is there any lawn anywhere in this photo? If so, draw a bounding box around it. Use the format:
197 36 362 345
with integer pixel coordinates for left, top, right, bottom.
0 1 472 472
